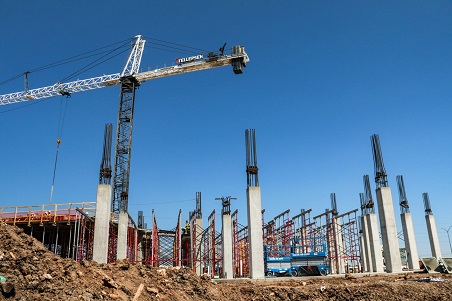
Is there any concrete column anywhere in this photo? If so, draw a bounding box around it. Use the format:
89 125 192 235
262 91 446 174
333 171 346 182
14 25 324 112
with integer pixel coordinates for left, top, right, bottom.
366 213 384 272
92 184 111 264
137 230 144 263
400 213 420 269
222 214 233 279
375 187 402 273
117 212 128 260
425 214 442 258
360 215 372 272
192 218 203 275
359 234 368 272
247 186 265 279
333 219 346 274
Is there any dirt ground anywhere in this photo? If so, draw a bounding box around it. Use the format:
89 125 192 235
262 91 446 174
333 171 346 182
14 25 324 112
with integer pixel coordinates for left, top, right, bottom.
1 222 451 301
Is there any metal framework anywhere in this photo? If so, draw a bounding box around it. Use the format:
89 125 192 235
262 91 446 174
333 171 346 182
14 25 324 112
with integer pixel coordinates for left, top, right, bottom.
245 129 259 187
99 123 113 185
121 35 145 77
423 192 433 215
200 210 222 277
292 209 313 253
363 175 376 214
336 209 361 273
371 134 388 188
0 43 250 105
216 196 236 215
312 209 339 273
232 210 250 278
189 192 203 272
112 76 139 215
0 202 96 262
397 175 410 214
108 222 118 263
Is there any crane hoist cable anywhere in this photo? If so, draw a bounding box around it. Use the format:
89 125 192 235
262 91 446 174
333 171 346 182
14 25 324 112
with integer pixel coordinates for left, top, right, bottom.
49 95 69 203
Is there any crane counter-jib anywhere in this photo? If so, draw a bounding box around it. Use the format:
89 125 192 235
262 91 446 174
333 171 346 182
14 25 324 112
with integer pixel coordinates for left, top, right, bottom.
0 49 249 106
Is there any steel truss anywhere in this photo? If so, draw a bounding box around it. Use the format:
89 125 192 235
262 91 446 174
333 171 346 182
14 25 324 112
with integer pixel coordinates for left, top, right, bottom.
199 210 222 277
336 209 361 273
137 210 181 267
232 210 250 278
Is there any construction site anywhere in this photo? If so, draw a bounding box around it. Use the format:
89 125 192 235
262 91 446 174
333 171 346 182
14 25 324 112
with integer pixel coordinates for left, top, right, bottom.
1 35 452 300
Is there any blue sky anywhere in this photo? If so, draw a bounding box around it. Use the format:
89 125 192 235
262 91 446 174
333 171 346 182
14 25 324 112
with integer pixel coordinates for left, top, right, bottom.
1 1 451 258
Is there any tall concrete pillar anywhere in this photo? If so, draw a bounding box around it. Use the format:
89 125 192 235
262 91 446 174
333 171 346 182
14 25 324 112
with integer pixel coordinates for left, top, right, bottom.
247 186 265 279
400 213 420 269
117 212 128 260
375 187 402 273
92 184 111 264
425 214 442 258
222 214 233 279
366 213 384 272
360 215 372 272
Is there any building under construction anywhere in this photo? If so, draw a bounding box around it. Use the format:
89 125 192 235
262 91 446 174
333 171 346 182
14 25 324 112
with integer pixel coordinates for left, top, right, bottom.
0 128 364 279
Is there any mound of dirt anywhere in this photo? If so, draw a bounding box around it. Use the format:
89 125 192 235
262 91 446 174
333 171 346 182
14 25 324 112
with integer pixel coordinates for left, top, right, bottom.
1 222 451 300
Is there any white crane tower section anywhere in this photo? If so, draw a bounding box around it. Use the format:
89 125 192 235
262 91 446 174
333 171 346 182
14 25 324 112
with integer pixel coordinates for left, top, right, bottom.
0 37 249 106
121 35 146 77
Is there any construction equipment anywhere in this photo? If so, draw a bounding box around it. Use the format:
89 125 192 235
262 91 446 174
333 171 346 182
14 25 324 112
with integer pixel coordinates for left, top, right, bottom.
265 237 330 277
0 35 250 215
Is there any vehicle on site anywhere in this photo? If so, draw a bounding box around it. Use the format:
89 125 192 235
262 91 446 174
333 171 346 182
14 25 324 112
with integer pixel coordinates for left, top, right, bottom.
265 237 330 277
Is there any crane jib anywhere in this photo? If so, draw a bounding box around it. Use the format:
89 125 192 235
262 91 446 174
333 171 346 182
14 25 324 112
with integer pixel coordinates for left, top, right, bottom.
0 48 249 106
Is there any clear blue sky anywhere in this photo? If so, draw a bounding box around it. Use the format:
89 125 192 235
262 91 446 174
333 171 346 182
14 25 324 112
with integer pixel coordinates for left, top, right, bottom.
1 1 451 258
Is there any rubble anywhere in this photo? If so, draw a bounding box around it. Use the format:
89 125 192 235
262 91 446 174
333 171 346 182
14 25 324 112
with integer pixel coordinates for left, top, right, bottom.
1 222 452 300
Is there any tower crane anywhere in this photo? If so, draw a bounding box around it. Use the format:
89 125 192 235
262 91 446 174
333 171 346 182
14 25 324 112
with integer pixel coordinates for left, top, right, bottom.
0 35 250 215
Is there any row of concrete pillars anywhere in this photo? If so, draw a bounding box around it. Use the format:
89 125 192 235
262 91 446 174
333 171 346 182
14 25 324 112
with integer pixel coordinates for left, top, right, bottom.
92 184 267 279
360 187 442 273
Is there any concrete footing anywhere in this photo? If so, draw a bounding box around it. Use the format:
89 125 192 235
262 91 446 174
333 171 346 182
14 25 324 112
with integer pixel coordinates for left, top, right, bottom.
376 187 402 273
247 186 265 279
92 184 111 264
400 213 420 269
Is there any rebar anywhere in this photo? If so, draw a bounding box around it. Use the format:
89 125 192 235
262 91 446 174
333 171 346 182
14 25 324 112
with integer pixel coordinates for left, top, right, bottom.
370 134 388 188
245 129 259 187
99 123 113 184
396 175 410 213
423 192 433 215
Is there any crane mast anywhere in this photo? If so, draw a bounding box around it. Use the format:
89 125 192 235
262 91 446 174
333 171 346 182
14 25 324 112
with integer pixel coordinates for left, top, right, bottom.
0 35 250 216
